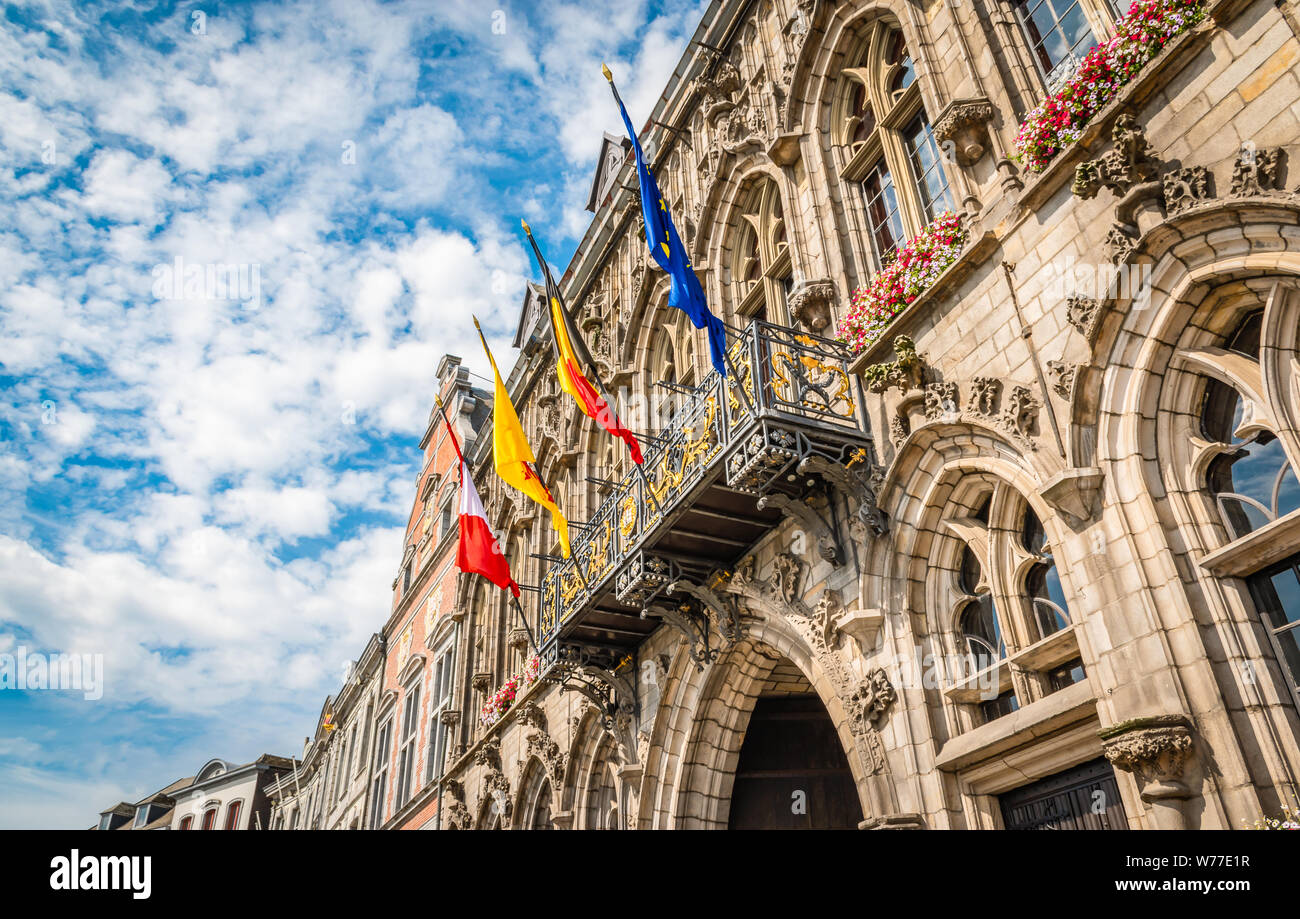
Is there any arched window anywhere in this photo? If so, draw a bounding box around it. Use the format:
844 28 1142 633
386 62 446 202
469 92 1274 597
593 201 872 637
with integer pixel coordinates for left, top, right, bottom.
517 761 555 830
200 806 218 830
836 20 953 270
1021 506 1071 639
939 485 1083 730
178 815 193 831
728 179 791 323
1179 289 1300 711
1199 312 1300 539
532 782 553 830
223 800 243 830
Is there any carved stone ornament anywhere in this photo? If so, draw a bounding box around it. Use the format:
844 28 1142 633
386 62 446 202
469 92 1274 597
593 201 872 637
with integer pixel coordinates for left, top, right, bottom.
1100 714 1195 829
924 381 959 421
1066 295 1102 338
999 384 1039 448
787 279 837 332
1072 114 1160 200
1230 145 1283 196
770 552 803 605
442 778 472 830
890 412 910 449
933 97 996 166
847 668 896 733
1162 165 1212 214
812 590 842 647
1046 359 1078 400
1073 115 1163 265
968 377 1002 417
861 335 925 394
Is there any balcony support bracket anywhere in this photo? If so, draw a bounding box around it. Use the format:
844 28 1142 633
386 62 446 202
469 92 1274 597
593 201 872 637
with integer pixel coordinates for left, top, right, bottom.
757 490 844 565
667 577 745 650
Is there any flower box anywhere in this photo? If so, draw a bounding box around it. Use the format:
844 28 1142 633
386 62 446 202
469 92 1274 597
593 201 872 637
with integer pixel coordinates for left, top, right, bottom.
837 212 968 357
478 655 541 729
1014 0 1208 175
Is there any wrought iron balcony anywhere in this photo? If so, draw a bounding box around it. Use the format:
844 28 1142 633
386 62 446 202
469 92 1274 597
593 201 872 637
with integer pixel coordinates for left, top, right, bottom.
537 319 875 678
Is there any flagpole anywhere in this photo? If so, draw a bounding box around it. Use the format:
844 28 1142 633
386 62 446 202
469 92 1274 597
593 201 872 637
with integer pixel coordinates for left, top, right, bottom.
510 593 540 656
520 219 667 521
603 64 756 418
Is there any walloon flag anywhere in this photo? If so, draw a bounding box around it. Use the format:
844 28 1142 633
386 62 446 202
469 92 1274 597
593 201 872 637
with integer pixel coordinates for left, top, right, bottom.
521 219 644 464
438 398 519 597
604 63 729 377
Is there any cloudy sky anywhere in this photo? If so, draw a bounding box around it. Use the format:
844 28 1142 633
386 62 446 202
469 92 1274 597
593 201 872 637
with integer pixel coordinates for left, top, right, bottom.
0 0 707 829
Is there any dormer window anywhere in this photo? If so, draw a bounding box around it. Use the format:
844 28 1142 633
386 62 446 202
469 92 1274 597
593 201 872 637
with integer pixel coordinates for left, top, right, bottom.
134 804 150 827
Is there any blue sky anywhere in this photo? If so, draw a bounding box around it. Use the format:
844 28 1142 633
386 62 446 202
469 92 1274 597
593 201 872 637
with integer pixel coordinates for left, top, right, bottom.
0 0 707 828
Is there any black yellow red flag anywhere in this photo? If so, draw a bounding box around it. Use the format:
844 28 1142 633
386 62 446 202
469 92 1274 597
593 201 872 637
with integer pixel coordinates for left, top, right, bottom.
522 220 644 465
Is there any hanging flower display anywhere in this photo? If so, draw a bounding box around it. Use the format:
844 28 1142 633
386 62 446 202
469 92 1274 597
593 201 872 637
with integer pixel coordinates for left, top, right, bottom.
836 212 967 355
478 656 541 729
1014 0 1207 173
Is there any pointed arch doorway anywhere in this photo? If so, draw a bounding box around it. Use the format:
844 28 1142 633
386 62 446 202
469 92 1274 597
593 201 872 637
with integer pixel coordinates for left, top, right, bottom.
726 659 862 830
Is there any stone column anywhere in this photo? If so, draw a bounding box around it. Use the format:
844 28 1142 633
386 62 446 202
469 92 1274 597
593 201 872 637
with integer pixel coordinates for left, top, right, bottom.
1099 714 1195 830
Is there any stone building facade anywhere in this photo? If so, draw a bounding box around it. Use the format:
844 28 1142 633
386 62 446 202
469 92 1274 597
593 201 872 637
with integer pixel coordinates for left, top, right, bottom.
271 0 1300 830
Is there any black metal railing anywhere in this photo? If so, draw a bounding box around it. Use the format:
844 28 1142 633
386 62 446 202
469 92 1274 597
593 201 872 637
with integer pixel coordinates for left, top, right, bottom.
538 320 869 657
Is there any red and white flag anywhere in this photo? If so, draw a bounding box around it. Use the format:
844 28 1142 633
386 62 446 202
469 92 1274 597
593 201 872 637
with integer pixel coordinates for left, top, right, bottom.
438 400 518 597
456 455 518 597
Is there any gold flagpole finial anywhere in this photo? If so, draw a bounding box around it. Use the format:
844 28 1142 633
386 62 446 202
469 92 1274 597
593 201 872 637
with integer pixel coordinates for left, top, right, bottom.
601 62 612 82
472 314 482 331
435 394 444 409
521 218 531 235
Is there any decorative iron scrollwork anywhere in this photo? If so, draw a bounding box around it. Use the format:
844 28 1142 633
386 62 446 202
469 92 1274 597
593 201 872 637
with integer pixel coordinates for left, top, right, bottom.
543 644 638 735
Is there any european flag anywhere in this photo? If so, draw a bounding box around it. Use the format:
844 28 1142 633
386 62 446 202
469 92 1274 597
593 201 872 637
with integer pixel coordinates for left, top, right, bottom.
606 67 728 377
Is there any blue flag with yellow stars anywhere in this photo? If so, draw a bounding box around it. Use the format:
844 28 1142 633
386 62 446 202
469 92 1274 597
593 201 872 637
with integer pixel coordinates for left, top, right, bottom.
605 66 728 377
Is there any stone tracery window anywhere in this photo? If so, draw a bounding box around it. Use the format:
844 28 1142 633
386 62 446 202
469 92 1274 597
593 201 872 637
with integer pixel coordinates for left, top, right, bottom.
1177 286 1300 710
835 20 953 271
728 178 792 323
1198 312 1300 539
938 485 1083 730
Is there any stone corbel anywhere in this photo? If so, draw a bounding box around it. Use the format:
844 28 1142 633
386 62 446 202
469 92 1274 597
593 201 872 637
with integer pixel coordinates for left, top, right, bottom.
551 809 575 830
933 97 996 166
834 607 886 656
787 279 836 332
507 627 530 653
1038 467 1105 527
757 491 842 565
1100 714 1195 830
767 131 802 167
471 671 493 693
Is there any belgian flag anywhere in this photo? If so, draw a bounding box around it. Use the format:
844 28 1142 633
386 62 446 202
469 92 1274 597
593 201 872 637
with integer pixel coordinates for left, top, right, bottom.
522 220 644 465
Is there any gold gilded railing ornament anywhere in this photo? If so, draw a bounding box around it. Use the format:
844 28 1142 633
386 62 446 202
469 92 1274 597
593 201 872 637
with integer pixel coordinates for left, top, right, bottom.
619 495 638 537
541 574 558 634
586 520 612 577
770 334 855 418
